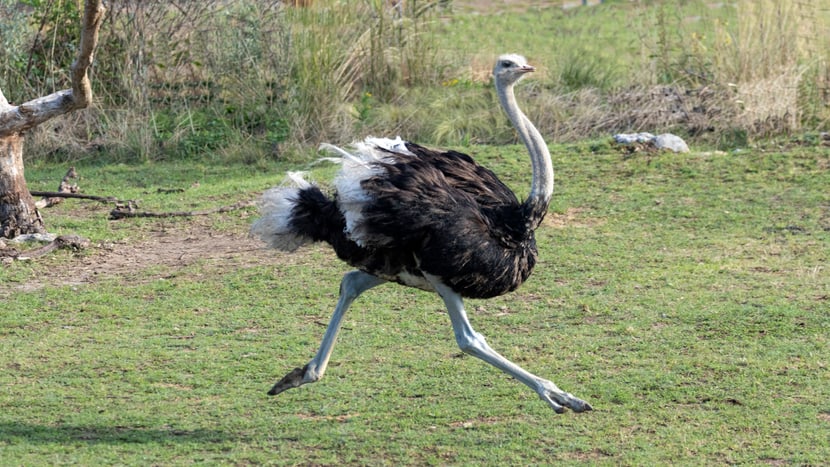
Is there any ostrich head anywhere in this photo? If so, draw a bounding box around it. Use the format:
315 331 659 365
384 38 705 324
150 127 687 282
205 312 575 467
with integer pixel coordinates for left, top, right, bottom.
492 54 536 87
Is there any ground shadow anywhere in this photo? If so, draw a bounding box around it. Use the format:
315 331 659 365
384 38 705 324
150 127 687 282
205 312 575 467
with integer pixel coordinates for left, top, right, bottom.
0 421 236 445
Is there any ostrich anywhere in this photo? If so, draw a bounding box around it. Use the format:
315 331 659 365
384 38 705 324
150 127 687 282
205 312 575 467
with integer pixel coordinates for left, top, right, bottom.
251 54 592 413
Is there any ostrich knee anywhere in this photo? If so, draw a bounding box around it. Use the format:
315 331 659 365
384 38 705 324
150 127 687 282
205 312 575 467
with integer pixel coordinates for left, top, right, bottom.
454 329 490 357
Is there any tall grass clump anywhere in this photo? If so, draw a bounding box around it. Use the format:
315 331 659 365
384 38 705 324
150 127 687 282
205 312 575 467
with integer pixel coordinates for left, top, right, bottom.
4 0 443 163
4 0 827 160
635 0 828 142
280 0 443 148
699 0 815 137
557 49 619 93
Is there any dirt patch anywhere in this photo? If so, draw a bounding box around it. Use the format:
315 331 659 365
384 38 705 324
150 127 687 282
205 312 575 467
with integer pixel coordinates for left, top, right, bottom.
543 207 603 229
1 218 279 294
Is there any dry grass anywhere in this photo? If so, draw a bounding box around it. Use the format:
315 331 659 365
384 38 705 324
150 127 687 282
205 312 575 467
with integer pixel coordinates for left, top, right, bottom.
524 85 714 143
5 0 829 160
735 70 803 138
709 0 813 136
558 0 827 143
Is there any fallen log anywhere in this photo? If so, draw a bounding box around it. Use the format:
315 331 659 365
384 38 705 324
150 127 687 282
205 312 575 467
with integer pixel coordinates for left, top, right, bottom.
0 234 90 261
109 200 255 219
30 190 120 204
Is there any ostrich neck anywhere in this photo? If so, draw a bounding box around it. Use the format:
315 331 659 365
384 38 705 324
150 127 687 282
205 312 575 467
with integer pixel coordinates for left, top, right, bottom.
497 81 554 225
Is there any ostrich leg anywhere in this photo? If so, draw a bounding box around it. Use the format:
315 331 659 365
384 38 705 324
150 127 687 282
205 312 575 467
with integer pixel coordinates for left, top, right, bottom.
424 273 593 413
268 270 385 395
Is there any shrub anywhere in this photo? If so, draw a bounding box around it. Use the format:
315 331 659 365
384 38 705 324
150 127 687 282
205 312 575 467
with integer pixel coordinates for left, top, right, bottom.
636 0 828 140
2 0 826 161
10 0 445 161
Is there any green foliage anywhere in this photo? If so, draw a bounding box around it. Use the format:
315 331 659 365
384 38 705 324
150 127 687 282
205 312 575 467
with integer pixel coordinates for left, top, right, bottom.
4 0 828 161
277 0 443 146
21 0 82 82
2 143 829 464
15 0 443 160
0 0 81 101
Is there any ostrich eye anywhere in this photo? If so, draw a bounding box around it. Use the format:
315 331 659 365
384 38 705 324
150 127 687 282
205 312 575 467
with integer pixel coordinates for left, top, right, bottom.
500 60 513 68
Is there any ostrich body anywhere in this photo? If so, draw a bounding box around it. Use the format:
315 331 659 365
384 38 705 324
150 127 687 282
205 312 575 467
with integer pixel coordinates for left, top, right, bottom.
251 54 591 413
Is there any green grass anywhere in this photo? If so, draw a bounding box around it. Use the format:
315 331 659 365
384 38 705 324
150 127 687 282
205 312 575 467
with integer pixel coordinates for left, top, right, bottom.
2 142 829 464
439 1 741 86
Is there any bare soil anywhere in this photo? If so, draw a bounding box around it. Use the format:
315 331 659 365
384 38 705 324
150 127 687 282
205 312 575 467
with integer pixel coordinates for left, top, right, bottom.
2 217 278 294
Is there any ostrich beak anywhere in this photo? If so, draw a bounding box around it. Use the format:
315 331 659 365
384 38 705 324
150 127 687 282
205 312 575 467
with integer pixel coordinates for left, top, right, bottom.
520 65 536 73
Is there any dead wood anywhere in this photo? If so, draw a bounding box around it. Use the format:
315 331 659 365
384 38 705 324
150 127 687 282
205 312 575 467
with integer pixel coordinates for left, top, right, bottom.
0 1 105 137
0 234 90 261
29 190 120 204
1 1 105 239
27 180 253 221
109 200 255 220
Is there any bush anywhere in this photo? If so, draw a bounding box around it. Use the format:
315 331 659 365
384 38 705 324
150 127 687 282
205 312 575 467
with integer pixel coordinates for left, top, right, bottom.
635 0 828 140
6 0 443 162
2 0 827 161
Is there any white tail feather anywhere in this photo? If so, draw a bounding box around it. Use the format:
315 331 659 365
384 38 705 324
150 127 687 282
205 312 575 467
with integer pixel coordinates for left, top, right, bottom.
318 143 355 160
255 137 411 250
362 136 413 156
251 172 313 251
286 171 311 188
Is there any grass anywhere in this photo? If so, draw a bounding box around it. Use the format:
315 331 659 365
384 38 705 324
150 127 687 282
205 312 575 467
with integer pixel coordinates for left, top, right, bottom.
2 140 828 464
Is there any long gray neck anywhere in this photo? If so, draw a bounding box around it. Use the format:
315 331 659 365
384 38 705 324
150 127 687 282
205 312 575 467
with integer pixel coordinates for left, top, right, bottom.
496 80 554 224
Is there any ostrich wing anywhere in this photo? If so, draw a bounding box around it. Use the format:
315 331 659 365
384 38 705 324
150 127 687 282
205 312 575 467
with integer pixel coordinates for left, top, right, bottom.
403 142 520 211
355 143 526 249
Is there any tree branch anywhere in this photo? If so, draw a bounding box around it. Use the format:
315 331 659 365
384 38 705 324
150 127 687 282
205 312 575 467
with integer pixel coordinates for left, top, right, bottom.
71 0 106 109
26 165 254 220
30 191 119 204
109 200 255 220
0 234 90 261
34 166 80 208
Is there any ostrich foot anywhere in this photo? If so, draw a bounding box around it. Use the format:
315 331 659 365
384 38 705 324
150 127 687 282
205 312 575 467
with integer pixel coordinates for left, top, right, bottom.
538 380 593 413
267 364 310 396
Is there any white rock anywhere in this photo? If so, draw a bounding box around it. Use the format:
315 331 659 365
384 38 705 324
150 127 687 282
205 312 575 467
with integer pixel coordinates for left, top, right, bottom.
613 132 689 153
613 132 655 144
654 133 690 153
9 233 57 243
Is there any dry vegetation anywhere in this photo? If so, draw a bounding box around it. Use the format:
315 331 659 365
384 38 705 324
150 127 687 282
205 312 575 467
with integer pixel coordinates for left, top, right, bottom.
0 0 827 161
